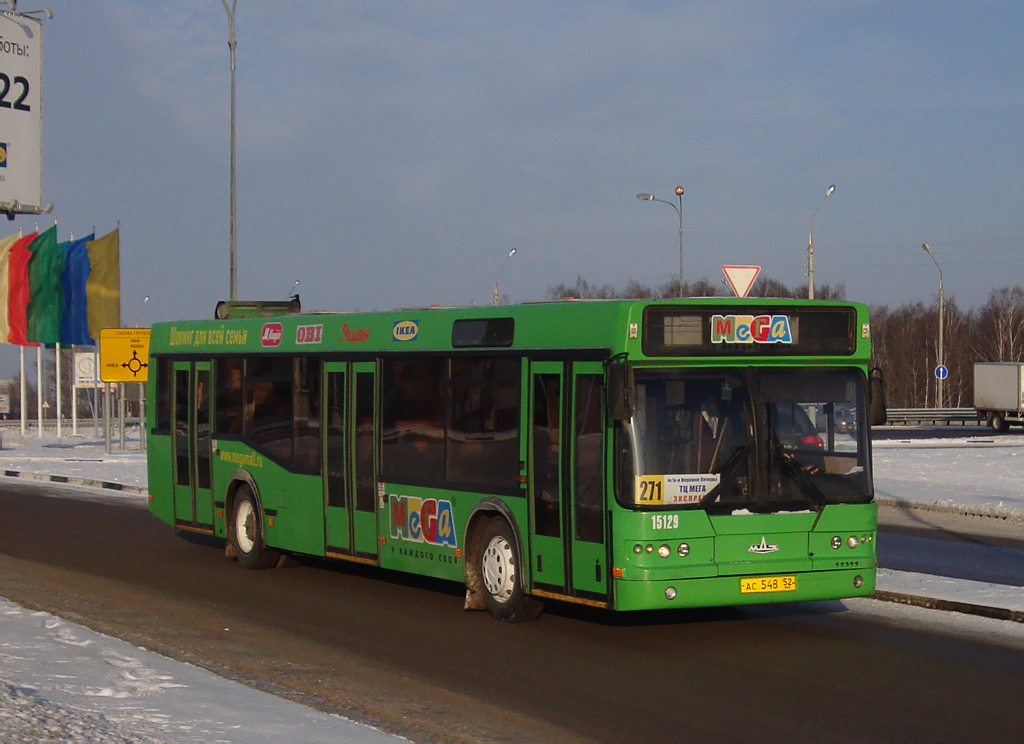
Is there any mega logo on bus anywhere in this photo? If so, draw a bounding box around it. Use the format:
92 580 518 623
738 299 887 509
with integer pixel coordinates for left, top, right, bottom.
260 322 284 347
711 314 793 344
393 320 419 342
389 494 457 548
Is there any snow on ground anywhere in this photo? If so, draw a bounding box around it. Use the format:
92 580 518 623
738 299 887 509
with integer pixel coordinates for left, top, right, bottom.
0 597 402 743
872 428 1024 519
0 425 1022 741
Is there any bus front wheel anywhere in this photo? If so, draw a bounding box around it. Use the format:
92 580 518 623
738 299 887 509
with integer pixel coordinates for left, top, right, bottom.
479 518 542 622
231 485 280 570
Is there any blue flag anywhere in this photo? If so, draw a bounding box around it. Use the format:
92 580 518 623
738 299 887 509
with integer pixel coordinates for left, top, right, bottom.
60 234 95 345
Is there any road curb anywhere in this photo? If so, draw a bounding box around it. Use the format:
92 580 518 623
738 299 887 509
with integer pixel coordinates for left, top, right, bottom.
874 589 1024 624
876 496 1024 525
1 469 147 496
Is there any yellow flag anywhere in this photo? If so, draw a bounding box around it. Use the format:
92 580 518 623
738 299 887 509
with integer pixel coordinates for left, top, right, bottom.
0 231 22 344
86 228 120 339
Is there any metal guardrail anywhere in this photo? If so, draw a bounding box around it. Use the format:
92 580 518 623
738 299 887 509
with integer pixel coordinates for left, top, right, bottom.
884 408 981 426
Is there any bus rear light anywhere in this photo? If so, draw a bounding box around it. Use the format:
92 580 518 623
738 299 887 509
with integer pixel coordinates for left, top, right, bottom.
455 548 462 558
148 493 154 501
217 509 224 518
801 434 824 447
612 567 623 578
268 518 275 527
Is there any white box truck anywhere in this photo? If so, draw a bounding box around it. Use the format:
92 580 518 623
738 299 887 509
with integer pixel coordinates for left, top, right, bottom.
974 362 1024 432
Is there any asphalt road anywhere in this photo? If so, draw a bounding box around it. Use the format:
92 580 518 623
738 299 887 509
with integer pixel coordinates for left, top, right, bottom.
1 481 1023 742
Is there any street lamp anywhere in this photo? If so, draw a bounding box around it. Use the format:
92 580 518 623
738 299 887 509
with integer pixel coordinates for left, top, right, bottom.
807 184 836 300
222 0 238 300
493 248 516 306
922 242 945 408
3 2 53 18
636 186 685 298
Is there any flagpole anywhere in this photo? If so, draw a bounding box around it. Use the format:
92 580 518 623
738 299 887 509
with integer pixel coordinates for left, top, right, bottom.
56 343 62 437
36 346 42 437
72 346 78 436
19 347 26 436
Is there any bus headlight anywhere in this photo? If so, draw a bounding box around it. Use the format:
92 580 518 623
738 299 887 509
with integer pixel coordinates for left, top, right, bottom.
678 543 690 557
831 536 842 550
665 587 677 600
658 545 671 558
853 575 864 588
847 536 860 549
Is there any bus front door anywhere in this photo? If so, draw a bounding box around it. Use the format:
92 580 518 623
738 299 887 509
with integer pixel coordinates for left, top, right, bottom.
323 361 379 564
171 361 214 532
529 361 610 606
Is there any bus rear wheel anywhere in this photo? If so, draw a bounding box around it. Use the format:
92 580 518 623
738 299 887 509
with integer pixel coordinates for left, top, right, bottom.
479 518 542 622
231 485 280 570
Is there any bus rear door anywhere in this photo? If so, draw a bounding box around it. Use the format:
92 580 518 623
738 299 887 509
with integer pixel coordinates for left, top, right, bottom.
171 360 214 532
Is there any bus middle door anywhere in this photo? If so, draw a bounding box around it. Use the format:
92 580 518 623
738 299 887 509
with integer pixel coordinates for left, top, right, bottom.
322 361 379 564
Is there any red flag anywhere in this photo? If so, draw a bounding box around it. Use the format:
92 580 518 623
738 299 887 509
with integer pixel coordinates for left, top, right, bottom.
7 231 39 346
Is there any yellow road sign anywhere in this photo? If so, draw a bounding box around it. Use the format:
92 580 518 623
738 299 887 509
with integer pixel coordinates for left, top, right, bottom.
99 328 151 382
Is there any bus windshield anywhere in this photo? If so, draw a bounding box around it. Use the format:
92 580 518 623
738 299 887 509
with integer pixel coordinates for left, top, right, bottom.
617 368 871 512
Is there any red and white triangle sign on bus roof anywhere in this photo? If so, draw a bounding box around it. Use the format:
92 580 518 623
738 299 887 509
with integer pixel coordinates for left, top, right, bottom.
722 265 761 298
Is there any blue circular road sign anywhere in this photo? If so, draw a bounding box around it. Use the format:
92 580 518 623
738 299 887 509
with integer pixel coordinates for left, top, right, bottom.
935 364 949 380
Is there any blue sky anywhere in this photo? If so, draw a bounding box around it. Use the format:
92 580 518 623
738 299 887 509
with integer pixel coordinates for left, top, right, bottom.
2 1 1023 373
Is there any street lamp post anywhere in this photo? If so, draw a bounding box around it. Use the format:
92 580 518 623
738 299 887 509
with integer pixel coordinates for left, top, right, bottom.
922 242 945 408
636 187 685 298
807 184 836 300
493 248 516 306
222 0 238 301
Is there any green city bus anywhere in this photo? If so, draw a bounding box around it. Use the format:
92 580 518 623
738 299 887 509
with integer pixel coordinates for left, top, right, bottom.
147 298 879 622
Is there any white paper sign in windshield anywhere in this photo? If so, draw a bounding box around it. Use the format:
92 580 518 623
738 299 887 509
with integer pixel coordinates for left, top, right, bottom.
635 474 721 505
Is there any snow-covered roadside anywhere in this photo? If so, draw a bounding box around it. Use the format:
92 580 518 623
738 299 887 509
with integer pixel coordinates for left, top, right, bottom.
872 429 1024 519
0 597 403 743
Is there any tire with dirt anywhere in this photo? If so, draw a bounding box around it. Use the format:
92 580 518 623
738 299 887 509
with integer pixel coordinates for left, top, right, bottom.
230 485 280 569
990 412 1011 433
478 518 543 622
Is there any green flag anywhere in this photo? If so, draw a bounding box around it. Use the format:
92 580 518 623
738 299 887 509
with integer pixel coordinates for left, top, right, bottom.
26 225 64 344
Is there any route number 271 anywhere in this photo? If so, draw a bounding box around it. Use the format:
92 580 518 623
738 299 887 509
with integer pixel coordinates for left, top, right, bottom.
0 74 31 111
635 475 664 505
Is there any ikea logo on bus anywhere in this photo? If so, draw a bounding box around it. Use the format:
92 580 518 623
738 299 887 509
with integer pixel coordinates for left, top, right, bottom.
711 314 793 344
393 319 419 342
389 494 457 548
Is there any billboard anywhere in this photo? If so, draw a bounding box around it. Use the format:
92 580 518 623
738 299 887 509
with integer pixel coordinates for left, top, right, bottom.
0 10 46 216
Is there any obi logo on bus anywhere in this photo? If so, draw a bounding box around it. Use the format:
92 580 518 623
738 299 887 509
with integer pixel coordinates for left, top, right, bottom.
295 324 323 344
389 494 457 548
393 320 419 342
260 322 283 347
711 314 792 344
